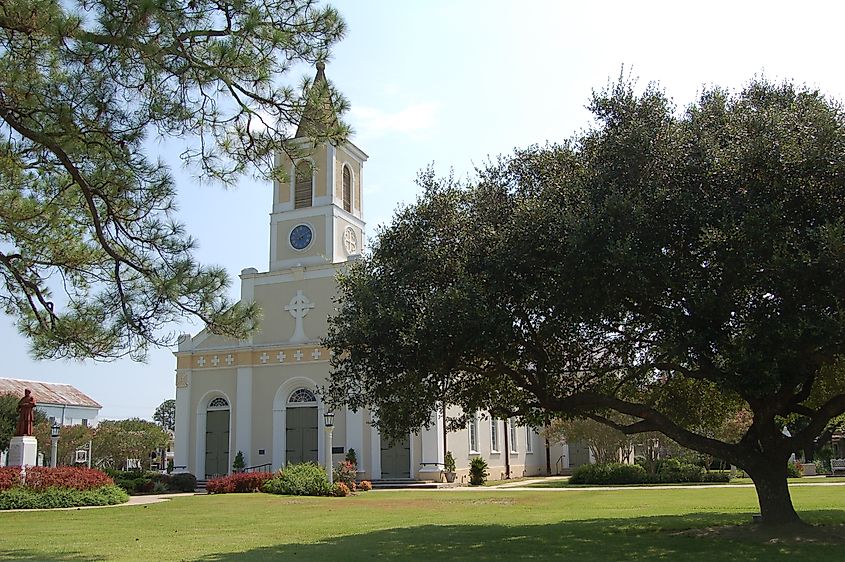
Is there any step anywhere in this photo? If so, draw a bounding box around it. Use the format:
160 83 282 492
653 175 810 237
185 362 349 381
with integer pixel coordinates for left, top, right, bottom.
370 479 456 490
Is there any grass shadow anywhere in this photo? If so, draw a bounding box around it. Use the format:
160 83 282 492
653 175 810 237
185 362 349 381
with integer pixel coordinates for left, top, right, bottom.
193 511 845 562
0 549 104 561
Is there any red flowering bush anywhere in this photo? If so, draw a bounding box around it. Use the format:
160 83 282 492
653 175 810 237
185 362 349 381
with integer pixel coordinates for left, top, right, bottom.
206 472 273 494
331 481 350 497
23 467 113 491
333 461 357 491
358 480 372 491
0 467 22 491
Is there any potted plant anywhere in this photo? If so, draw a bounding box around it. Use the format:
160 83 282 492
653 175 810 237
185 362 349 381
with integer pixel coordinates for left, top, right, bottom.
443 451 457 483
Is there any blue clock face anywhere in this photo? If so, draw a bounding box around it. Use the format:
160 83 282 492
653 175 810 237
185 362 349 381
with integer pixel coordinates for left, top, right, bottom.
290 224 313 250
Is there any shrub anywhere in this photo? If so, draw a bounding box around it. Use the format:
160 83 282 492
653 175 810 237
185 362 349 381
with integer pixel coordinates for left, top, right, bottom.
344 448 358 468
701 472 731 483
0 484 128 510
654 459 704 483
0 467 22 491
331 482 350 497
169 472 197 492
358 480 372 491
569 463 648 485
444 451 456 473
232 451 246 473
333 461 357 491
262 462 331 496
23 467 113 491
469 456 488 485
787 461 803 478
207 472 272 494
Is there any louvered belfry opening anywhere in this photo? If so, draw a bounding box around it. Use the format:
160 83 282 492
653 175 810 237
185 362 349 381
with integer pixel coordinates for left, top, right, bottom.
294 161 313 209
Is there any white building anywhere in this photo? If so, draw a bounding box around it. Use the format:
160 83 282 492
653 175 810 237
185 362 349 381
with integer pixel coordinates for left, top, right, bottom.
174 64 569 481
0 377 101 427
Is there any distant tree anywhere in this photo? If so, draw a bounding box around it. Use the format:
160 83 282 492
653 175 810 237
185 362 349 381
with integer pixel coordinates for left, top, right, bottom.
92 419 168 470
153 399 176 432
0 0 349 360
544 417 634 465
325 79 845 525
32 422 95 466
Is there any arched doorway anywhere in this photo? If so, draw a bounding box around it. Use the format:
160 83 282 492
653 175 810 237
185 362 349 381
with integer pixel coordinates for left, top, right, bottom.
205 397 230 478
285 388 318 464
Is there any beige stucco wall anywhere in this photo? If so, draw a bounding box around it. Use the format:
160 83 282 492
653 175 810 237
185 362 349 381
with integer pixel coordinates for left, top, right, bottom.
251 275 335 346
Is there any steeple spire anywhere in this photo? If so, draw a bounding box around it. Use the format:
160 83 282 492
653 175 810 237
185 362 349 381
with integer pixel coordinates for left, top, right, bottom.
294 61 338 139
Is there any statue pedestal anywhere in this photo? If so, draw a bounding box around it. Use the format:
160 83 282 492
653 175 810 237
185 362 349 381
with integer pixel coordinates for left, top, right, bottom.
8 436 38 467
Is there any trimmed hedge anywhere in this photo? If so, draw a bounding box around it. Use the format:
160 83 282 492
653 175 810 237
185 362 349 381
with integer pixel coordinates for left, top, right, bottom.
24 467 113 491
262 462 331 496
571 462 732 485
570 463 648 484
1 467 114 492
0 467 22 491
109 470 197 494
207 472 273 494
0 484 128 510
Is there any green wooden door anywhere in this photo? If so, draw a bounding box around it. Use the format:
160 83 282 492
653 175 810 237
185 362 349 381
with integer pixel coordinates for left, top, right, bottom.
205 410 230 478
285 407 318 464
380 435 410 479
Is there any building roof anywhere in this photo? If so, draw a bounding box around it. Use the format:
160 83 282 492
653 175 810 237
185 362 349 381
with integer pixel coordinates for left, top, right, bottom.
0 378 101 409
294 61 339 139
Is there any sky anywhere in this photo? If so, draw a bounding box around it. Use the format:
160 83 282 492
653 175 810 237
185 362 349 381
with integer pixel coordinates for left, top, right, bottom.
5 0 845 420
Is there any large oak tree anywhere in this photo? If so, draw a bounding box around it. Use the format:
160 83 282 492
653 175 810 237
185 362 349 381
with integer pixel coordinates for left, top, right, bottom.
325 79 845 525
1 0 348 360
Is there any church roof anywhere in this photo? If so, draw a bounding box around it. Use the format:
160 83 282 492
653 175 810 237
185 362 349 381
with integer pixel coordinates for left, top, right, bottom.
294 61 339 139
0 378 101 409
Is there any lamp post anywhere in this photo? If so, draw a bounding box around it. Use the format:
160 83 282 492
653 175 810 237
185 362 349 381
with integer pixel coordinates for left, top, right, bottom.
324 411 335 485
50 422 60 468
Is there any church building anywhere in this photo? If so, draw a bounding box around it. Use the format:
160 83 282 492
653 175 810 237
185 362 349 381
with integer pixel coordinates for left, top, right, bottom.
173 64 569 482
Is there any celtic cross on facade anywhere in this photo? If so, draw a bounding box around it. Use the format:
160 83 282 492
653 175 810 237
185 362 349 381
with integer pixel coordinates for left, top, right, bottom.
285 290 315 343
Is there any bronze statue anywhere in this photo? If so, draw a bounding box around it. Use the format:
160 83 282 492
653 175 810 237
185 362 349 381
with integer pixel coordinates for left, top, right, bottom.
14 389 36 437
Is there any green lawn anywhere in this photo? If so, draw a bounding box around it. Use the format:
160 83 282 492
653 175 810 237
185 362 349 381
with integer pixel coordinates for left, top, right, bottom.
1 487 843 561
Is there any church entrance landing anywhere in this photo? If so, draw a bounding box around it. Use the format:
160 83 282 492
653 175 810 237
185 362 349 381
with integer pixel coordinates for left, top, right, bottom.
285 389 319 464
380 435 411 479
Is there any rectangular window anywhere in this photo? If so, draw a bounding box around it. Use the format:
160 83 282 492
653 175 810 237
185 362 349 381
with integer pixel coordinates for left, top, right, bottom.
490 418 499 453
469 414 479 453
508 418 518 454
525 426 533 454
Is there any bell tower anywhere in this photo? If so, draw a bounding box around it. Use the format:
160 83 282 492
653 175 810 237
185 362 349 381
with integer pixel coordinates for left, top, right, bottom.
268 62 368 271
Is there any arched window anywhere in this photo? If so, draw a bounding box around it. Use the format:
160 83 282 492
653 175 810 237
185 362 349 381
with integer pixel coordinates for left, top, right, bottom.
294 161 313 209
342 165 352 212
288 388 317 405
208 397 229 409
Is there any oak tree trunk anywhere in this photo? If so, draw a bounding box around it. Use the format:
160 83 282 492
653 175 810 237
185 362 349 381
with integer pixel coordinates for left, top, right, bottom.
745 462 802 526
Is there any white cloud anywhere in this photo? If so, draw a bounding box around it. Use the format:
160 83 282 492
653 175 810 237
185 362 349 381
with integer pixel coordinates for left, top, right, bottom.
349 102 438 139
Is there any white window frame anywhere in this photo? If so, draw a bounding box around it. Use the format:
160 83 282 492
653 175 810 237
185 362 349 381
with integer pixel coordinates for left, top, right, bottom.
468 413 479 454
508 418 518 454
490 418 500 453
525 425 533 454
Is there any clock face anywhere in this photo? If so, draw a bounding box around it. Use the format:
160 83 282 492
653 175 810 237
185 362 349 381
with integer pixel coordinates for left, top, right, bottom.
290 224 313 250
343 226 358 254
